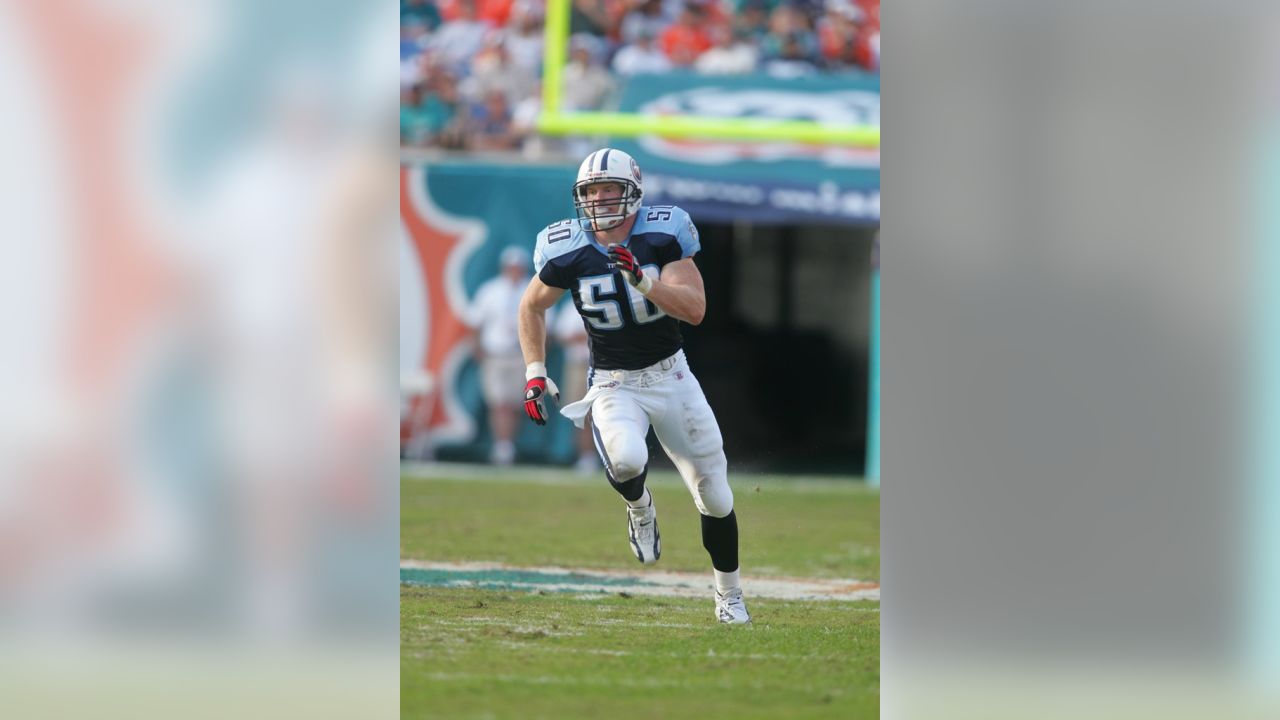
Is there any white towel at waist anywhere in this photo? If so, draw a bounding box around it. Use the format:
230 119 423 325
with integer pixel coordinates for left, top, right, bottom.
558 350 688 428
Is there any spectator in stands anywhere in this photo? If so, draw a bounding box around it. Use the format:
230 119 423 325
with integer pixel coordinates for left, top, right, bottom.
400 84 427 145
511 80 548 156
695 23 759 75
402 0 442 31
687 0 731 27
401 8 439 90
732 0 772 45
619 0 674 46
462 88 521 151
760 3 820 76
401 72 462 147
505 0 546 78
817 0 860 69
561 35 616 111
862 26 879 72
851 0 880 72
430 0 490 72
659 3 714 67
612 26 673 76
728 0 779 11
402 31 427 90
856 0 880 30
818 0 877 71
401 83 438 146
479 0 516 26
764 2 809 38
460 32 532 106
784 0 827 23
438 0 513 26
570 0 616 39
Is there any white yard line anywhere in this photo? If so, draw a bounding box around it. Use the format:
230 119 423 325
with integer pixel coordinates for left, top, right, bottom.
401 559 880 602
481 639 871 663
419 671 769 691
400 461 878 493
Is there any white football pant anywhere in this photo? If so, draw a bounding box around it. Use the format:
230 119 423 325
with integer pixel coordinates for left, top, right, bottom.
563 350 733 518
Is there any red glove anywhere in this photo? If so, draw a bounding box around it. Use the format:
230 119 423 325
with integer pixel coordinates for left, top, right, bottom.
608 245 653 293
523 375 561 425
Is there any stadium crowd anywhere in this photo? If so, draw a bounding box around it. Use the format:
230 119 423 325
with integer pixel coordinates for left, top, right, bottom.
400 0 880 153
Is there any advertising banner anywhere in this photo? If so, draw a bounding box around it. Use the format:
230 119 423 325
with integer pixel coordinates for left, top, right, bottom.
611 71 880 225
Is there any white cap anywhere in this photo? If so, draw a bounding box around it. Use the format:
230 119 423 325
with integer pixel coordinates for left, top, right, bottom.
500 245 531 268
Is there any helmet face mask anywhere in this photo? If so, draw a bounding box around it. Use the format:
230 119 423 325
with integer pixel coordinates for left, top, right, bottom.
573 148 644 232
574 179 641 231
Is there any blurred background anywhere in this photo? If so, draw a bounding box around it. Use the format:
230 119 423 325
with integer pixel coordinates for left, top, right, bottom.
17 0 1280 717
0 1 398 718
399 0 882 476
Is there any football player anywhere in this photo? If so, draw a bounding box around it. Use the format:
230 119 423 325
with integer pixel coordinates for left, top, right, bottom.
517 148 750 624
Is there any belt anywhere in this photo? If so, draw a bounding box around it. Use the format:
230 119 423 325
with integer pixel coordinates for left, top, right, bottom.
594 350 684 384
564 351 685 428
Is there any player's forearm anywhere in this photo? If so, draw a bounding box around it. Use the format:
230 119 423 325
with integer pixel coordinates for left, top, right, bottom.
644 279 706 326
517 303 548 364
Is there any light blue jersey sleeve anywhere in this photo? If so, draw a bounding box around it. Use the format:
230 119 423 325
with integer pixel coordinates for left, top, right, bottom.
533 226 551 274
671 206 701 258
534 218 588 288
636 205 701 262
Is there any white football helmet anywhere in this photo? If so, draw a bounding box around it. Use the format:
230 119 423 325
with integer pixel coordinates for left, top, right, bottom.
573 148 644 231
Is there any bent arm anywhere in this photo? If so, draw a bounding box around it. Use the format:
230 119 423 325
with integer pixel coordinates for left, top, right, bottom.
518 276 566 368
644 258 706 326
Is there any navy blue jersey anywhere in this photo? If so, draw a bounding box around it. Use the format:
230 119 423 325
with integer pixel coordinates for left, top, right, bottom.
535 205 701 371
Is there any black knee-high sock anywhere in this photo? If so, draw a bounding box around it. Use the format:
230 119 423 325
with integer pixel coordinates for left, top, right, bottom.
607 465 648 503
701 510 739 572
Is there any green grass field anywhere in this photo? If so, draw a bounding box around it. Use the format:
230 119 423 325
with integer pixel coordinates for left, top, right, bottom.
401 465 879 719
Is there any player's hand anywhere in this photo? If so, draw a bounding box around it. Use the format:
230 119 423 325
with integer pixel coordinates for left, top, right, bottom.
607 245 643 286
608 245 653 294
523 375 561 425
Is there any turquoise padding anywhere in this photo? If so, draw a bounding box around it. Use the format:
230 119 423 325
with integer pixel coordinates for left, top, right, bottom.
866 271 880 487
1251 131 1280 682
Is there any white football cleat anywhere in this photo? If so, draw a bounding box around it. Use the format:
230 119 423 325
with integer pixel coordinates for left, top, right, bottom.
715 589 751 625
626 499 660 565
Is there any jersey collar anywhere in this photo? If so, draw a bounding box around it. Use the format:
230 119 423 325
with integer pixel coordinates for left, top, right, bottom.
586 215 639 254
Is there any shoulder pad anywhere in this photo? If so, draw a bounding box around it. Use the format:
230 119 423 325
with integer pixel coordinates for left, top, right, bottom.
535 218 591 272
634 205 699 257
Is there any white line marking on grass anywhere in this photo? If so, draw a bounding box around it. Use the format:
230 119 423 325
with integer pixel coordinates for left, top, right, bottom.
401 560 880 602
421 671 768 692
401 461 878 493
423 671 690 689
488 640 864 663
418 618 587 636
585 619 704 629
